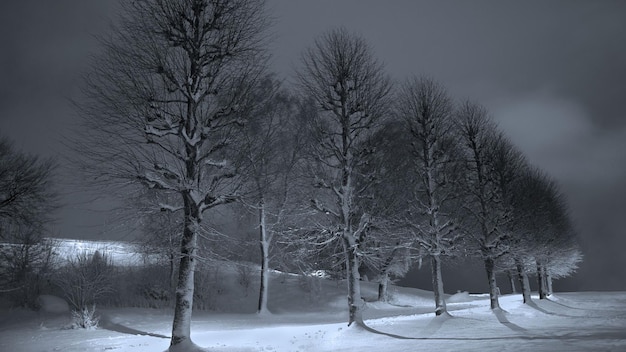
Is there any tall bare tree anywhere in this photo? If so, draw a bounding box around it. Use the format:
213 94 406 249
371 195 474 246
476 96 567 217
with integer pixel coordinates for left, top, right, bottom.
297 27 392 326
507 167 552 303
505 166 578 300
73 0 269 347
394 76 462 316
354 119 415 303
455 102 524 310
238 76 303 314
528 172 577 299
487 137 529 305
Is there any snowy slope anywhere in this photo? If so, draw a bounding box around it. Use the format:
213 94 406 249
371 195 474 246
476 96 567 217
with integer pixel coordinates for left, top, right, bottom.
44 237 156 266
1 262 625 352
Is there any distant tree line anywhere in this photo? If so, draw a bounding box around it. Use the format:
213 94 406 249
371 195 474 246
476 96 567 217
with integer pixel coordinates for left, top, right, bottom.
0 138 57 307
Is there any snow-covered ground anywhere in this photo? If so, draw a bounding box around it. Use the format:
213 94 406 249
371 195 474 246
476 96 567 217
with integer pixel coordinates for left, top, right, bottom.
44 238 158 266
1 266 625 352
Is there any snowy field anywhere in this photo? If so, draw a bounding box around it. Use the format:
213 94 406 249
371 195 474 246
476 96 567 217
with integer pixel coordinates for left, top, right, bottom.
1 269 625 352
44 238 157 266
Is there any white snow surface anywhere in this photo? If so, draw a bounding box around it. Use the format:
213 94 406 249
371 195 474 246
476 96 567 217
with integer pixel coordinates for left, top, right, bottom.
44 238 157 266
1 265 625 351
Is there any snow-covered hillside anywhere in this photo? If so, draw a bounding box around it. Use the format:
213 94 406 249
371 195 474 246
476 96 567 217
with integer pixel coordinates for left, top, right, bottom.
1 263 625 352
44 238 156 266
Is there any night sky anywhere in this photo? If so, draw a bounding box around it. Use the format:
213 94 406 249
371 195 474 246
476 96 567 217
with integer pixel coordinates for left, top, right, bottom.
1 1 625 292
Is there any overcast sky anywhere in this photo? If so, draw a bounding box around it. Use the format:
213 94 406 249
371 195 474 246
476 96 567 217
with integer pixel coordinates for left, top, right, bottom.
1 0 625 292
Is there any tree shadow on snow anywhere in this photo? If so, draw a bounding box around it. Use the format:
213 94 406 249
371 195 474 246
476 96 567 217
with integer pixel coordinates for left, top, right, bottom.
355 312 454 340
492 308 528 334
525 299 584 318
99 315 169 339
352 312 626 343
526 300 556 315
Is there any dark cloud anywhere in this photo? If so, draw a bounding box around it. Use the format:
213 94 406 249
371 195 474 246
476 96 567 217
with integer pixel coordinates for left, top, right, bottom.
1 0 625 289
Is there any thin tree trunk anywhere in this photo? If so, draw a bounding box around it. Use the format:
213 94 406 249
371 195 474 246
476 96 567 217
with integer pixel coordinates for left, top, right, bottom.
431 255 447 315
344 236 363 326
541 265 549 298
169 252 176 290
257 199 270 314
515 259 531 304
507 270 517 294
536 261 547 299
546 273 553 296
378 271 389 302
377 247 399 302
484 257 500 309
170 200 199 347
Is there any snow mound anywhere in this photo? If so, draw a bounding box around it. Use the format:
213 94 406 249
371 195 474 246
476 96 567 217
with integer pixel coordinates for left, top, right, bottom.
36 295 69 314
447 291 471 303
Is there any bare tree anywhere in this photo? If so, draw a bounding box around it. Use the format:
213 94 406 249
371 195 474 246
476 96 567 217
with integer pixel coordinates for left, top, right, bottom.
0 138 57 239
73 0 269 347
507 167 553 303
136 191 182 290
544 243 582 295
528 172 577 299
504 166 578 300
297 27 392 326
0 138 57 302
394 76 463 316
53 251 114 328
455 102 524 310
351 119 415 303
366 234 412 303
238 76 304 314
487 133 529 304
0 223 56 307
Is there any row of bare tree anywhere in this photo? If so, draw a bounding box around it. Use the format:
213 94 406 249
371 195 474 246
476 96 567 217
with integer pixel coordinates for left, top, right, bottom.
285 30 581 324
0 0 582 349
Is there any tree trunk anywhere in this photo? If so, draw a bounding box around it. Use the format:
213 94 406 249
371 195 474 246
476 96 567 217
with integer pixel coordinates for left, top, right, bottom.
507 270 517 294
170 199 199 347
536 261 547 299
257 199 270 314
431 255 447 315
343 236 363 326
515 259 531 304
168 230 177 290
546 273 553 296
378 271 389 302
484 257 500 309
169 252 176 290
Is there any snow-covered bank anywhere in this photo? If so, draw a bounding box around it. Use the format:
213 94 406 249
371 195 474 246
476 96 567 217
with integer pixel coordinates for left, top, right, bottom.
1 279 625 352
42 238 153 266
1 239 623 351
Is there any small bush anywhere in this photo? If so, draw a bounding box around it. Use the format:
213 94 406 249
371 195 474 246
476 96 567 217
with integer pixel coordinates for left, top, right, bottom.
68 305 99 329
53 251 114 312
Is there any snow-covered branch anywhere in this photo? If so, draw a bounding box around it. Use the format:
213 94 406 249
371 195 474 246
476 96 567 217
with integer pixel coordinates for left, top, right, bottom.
199 194 238 213
159 203 183 212
145 124 179 138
